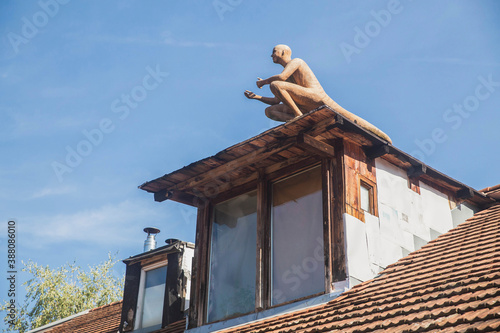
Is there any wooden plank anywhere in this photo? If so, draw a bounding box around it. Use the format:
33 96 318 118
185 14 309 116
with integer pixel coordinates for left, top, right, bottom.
296 133 335 158
169 138 297 193
331 139 346 282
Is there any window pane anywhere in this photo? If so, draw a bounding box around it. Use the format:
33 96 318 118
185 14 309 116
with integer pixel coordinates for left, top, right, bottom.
141 265 167 328
271 166 324 305
207 191 257 322
360 184 371 213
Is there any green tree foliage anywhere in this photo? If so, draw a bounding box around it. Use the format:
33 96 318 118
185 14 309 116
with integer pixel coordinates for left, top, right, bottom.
2 253 124 333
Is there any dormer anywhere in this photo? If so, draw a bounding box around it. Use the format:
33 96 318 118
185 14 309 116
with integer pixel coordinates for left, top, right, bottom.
139 106 494 331
119 236 194 333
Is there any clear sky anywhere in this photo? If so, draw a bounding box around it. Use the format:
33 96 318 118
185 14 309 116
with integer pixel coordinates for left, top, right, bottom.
1 0 499 326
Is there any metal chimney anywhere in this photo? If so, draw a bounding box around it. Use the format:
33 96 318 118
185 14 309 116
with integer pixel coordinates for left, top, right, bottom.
143 227 160 252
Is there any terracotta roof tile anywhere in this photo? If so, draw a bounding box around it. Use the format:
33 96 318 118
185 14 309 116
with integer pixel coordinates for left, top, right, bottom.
35 301 122 333
32 301 186 333
218 203 500 333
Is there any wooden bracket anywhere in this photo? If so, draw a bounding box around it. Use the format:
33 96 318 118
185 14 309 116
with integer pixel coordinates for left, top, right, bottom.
364 144 390 159
457 187 474 199
154 189 199 206
297 133 335 158
407 163 427 178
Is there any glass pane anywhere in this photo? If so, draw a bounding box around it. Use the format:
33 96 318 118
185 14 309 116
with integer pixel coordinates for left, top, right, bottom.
271 166 325 305
141 265 167 328
207 191 257 322
360 184 371 213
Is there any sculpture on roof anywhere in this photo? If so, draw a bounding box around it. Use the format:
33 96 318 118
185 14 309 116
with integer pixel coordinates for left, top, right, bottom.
245 44 392 143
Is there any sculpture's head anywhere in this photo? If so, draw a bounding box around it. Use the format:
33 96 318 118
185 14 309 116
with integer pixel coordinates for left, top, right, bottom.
271 44 292 64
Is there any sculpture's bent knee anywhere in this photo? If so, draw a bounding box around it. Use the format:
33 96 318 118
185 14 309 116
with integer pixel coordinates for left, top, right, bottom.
270 81 285 94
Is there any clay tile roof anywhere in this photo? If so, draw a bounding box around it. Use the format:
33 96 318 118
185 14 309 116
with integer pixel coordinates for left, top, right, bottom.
218 203 500 333
29 300 186 333
481 184 500 200
32 301 122 333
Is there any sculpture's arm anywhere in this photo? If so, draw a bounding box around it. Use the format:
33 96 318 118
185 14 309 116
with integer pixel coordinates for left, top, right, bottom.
244 90 280 105
256 59 301 88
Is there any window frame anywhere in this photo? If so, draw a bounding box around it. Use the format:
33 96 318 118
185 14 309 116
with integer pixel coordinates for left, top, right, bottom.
206 190 259 323
134 260 168 332
202 159 334 324
359 175 378 217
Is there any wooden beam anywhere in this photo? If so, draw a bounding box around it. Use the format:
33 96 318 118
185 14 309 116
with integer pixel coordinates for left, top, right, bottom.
331 139 347 282
297 133 335 158
154 189 199 206
457 187 474 199
407 163 427 178
364 144 390 159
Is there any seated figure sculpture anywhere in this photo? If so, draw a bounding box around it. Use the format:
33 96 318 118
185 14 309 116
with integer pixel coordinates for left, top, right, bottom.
245 44 392 143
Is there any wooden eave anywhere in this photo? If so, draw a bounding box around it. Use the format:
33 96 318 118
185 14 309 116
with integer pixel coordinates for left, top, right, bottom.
139 106 494 208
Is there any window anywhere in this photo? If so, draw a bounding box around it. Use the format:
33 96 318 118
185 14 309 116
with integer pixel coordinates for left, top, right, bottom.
204 164 327 324
207 191 258 322
271 166 324 305
135 264 167 331
360 180 375 215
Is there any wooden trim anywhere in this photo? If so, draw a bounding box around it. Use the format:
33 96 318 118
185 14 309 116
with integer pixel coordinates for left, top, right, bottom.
331 139 346 282
255 172 268 310
322 158 333 292
408 177 421 194
266 156 321 184
187 203 210 329
210 180 258 205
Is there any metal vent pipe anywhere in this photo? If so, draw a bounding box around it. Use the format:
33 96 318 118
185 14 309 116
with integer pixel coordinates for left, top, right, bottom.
143 227 160 252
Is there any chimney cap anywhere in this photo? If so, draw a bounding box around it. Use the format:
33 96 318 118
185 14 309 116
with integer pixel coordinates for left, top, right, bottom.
165 238 180 245
144 227 160 235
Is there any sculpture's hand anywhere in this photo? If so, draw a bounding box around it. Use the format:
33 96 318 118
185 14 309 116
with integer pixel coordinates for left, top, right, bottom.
256 77 265 89
244 90 260 100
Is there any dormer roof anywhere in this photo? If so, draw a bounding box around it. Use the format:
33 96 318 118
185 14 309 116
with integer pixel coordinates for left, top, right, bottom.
139 106 493 208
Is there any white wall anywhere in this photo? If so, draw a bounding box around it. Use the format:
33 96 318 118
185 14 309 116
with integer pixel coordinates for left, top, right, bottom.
344 158 477 287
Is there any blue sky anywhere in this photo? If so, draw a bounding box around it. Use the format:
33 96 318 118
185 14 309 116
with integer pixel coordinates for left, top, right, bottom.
1 0 500 325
